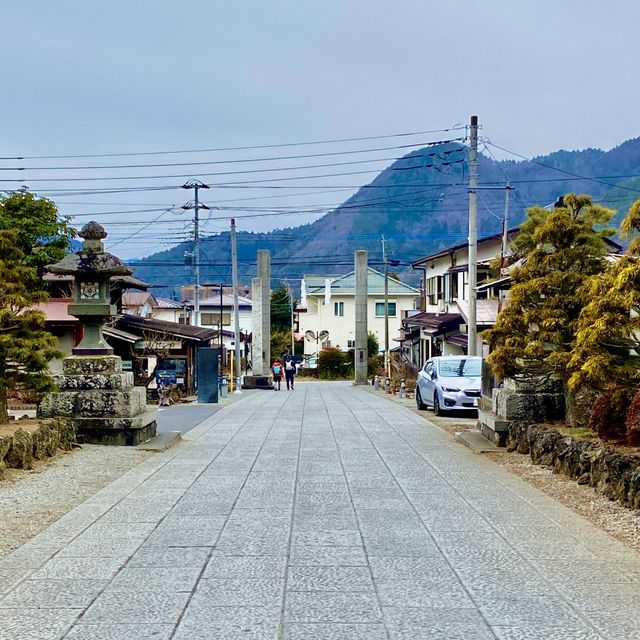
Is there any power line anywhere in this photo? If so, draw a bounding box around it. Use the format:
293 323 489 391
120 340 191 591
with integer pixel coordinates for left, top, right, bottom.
0 150 455 184
0 138 464 171
484 139 640 195
1 127 465 160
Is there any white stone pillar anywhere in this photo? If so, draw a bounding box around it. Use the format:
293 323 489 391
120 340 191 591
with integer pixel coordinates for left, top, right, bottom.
251 277 264 375
354 250 368 385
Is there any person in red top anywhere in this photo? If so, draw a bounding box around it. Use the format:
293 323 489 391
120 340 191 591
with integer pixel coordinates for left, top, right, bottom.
271 359 283 391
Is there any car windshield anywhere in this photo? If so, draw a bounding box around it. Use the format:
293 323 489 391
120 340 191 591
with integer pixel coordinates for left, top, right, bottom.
438 358 481 377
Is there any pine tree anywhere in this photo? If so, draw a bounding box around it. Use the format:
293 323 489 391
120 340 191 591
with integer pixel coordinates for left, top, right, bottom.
568 198 640 392
486 194 614 381
0 232 61 424
270 285 292 332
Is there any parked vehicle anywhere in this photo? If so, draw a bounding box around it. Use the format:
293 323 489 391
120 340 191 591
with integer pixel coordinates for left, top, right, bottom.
416 355 482 415
302 355 318 370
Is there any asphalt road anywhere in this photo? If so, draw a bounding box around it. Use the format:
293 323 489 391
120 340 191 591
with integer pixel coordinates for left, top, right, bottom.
156 403 222 434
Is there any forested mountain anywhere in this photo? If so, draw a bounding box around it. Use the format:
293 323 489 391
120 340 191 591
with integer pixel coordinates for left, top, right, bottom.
130 137 640 296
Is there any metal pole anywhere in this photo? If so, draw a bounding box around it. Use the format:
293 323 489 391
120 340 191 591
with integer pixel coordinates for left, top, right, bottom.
231 218 242 393
382 236 389 377
467 115 479 356
219 283 223 351
193 185 201 328
288 284 295 356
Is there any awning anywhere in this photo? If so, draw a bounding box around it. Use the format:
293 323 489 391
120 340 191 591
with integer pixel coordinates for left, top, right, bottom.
402 312 462 336
476 276 511 293
446 334 468 348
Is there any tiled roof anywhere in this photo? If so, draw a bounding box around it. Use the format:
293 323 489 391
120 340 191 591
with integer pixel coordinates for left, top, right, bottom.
122 292 157 308
402 312 462 336
117 314 216 342
154 297 184 309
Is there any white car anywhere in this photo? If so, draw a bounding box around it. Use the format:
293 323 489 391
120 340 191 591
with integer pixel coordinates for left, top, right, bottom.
416 355 482 415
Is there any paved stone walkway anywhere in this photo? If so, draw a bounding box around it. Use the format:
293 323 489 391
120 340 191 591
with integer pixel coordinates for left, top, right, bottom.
2 383 640 639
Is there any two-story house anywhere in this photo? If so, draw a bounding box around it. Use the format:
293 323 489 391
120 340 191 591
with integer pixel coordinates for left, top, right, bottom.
405 227 624 366
297 268 419 356
405 229 515 364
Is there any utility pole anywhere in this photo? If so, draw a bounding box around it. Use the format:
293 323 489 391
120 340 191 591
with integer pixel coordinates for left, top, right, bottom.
181 180 210 327
231 218 242 393
287 283 295 357
467 115 479 356
381 236 390 377
501 184 511 271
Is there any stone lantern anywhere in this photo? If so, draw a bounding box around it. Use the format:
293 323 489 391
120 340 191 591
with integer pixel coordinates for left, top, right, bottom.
39 222 158 446
49 221 130 355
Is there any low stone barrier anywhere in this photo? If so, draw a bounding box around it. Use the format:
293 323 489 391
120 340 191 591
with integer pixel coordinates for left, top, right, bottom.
0 419 76 477
507 423 640 509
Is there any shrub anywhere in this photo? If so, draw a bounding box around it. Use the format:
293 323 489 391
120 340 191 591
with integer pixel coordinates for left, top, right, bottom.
318 347 350 379
589 390 629 441
589 394 612 439
625 390 640 446
367 355 384 377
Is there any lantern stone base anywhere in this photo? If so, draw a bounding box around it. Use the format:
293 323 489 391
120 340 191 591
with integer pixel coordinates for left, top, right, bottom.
38 355 157 446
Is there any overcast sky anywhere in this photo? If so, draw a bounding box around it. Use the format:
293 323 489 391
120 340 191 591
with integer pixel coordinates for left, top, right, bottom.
2 0 639 258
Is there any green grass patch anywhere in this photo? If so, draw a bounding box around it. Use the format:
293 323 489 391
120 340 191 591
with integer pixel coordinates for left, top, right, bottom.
555 426 595 441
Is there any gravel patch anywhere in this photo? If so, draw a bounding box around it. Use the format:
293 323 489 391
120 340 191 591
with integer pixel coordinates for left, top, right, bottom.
0 445 152 558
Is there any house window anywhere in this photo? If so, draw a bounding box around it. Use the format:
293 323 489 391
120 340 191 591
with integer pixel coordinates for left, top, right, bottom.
375 301 397 317
201 312 231 326
426 276 444 304
334 301 344 316
347 339 355 348
449 273 459 301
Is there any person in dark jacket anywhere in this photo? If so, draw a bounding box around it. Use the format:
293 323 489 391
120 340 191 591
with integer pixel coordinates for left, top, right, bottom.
284 356 297 390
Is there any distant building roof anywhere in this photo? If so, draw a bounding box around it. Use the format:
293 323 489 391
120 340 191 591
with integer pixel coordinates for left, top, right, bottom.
412 226 623 267
402 312 462 336
411 228 521 267
306 268 419 296
122 292 157 309
154 297 184 309
117 314 216 342
190 294 252 308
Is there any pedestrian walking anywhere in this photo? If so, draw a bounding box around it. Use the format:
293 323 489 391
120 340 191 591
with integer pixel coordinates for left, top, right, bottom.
271 359 283 391
284 356 297 390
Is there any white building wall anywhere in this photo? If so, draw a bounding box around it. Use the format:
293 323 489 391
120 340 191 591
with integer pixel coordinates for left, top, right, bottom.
421 237 503 316
153 308 184 323
298 294 417 355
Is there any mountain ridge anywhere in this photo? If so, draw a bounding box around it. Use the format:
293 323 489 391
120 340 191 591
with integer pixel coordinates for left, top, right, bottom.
130 137 640 296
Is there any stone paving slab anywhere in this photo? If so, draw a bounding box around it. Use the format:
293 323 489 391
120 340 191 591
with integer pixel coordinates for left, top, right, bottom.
1 382 639 639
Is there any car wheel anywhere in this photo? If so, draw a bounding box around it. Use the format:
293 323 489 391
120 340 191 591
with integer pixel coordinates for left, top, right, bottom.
433 392 442 416
416 387 427 410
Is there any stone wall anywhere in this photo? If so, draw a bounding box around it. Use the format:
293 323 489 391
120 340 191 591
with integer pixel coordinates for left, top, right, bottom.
507 423 640 509
0 419 76 477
